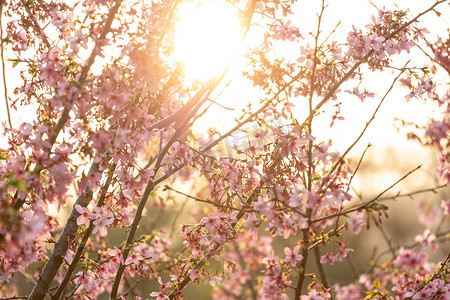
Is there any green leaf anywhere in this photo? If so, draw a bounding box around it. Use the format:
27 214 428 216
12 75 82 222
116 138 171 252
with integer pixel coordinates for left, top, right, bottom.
370 201 385 211
311 173 321 181
7 57 24 68
374 279 380 290
0 148 9 160
8 177 27 191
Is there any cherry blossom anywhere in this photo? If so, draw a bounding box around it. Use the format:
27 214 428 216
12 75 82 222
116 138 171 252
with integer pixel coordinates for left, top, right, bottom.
0 0 449 299
283 245 303 265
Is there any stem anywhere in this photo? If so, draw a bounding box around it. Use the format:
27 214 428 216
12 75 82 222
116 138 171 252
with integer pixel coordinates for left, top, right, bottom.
311 165 422 224
109 78 215 298
295 228 310 299
51 163 117 300
0 2 12 129
109 180 156 299
297 1 325 298
374 217 396 259
321 66 406 194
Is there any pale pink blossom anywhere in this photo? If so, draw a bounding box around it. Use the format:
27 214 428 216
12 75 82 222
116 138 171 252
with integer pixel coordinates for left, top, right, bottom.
347 211 366 234
125 253 143 266
283 245 303 265
75 204 91 228
149 292 169 300
109 247 125 265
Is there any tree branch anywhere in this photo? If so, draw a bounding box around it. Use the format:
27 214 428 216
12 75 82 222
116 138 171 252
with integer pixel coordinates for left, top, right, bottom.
0 1 12 129
51 163 117 300
28 161 100 300
14 0 124 211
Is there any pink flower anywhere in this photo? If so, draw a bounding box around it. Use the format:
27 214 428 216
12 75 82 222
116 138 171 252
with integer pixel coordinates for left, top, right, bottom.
149 292 169 300
254 196 269 213
125 253 143 266
335 241 353 262
283 245 303 265
414 229 437 251
345 87 375 102
206 275 223 287
416 199 441 228
300 288 326 300
394 248 427 270
93 214 114 236
188 268 200 281
320 241 352 265
334 284 363 300
320 252 336 265
347 211 366 234
405 92 417 102
156 277 170 290
109 247 124 265
90 206 114 237
75 204 91 227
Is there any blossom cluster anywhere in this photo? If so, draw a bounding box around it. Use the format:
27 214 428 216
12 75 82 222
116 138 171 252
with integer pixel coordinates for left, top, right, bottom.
0 0 449 299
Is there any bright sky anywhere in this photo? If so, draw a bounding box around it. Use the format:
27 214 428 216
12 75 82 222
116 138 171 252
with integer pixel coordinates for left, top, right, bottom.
290 0 449 152
0 0 449 155
174 1 242 82
185 0 449 155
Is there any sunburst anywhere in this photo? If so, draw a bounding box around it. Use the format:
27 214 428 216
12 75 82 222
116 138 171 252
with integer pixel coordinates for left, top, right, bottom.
174 0 242 82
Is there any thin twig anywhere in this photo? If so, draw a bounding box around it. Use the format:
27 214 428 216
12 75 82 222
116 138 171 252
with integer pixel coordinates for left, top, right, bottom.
0 1 12 129
296 1 326 298
323 65 407 193
377 184 447 201
373 216 396 259
169 196 188 238
346 253 359 281
297 0 447 132
233 240 258 300
366 230 450 273
346 143 372 193
311 165 422 224
164 185 255 213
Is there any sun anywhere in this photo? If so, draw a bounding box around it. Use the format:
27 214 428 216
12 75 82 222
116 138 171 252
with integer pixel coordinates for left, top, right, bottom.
174 0 242 82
